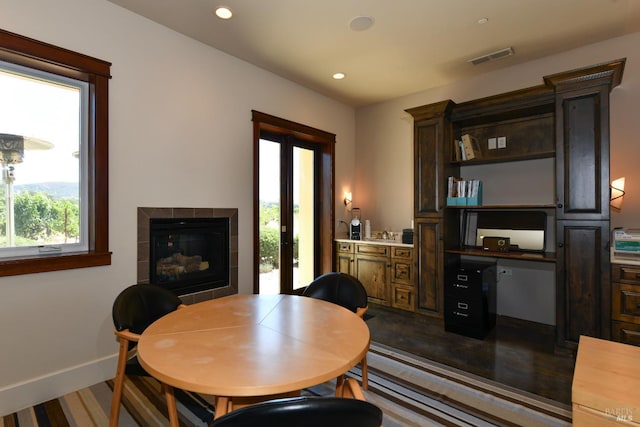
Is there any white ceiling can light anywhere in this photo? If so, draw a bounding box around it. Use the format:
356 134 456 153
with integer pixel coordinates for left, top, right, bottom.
349 16 374 31
333 73 346 80
215 6 233 20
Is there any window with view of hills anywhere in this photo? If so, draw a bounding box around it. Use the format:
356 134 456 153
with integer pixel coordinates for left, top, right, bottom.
0 28 111 276
0 63 87 257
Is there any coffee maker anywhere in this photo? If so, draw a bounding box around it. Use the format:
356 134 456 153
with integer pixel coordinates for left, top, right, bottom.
349 208 362 240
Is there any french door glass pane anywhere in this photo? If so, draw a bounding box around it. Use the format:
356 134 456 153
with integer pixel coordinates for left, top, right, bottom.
293 146 314 290
258 139 280 294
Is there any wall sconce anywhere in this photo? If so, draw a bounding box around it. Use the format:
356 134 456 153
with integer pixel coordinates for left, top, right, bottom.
343 191 352 209
610 177 626 210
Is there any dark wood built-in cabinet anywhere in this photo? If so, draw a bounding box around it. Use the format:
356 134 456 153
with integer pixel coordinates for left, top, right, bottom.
407 59 625 348
336 241 415 311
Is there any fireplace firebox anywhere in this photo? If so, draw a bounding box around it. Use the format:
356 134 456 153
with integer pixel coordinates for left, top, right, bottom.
150 217 229 295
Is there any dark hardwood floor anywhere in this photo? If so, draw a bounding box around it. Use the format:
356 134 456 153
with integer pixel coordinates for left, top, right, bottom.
365 303 576 405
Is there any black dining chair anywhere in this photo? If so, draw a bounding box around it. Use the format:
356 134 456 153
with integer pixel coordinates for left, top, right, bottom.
109 284 185 427
303 272 370 390
211 395 383 427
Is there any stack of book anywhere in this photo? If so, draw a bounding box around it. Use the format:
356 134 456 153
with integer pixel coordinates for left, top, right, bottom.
453 133 480 161
447 177 482 206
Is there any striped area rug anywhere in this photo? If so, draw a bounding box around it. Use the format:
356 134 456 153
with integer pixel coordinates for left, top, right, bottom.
1 343 572 427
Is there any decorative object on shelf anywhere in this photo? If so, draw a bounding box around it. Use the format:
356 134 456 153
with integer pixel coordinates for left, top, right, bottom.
610 177 625 210
482 236 510 252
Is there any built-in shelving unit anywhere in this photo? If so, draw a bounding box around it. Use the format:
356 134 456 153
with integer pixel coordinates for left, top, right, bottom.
407 58 626 348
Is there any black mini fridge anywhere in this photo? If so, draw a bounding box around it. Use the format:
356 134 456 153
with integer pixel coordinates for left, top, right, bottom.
444 261 497 339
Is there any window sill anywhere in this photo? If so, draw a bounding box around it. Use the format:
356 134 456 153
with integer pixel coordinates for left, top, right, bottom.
0 252 112 277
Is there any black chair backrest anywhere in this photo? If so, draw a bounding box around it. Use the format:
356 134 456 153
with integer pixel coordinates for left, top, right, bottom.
302 272 368 313
211 396 382 427
112 284 182 334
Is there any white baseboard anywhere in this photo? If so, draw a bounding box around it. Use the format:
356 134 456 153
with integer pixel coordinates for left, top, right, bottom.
0 353 117 416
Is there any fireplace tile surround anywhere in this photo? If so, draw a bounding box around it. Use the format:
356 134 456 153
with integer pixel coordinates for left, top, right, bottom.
137 207 238 304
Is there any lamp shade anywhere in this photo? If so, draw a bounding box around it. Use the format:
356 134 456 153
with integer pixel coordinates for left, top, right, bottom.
610 177 626 210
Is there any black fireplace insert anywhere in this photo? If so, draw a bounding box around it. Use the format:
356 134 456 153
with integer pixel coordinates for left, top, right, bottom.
150 217 230 295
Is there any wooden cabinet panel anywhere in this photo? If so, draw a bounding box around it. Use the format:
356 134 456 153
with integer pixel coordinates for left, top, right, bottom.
335 242 354 275
336 252 354 275
355 254 390 305
406 101 455 218
553 83 610 221
415 220 443 317
556 221 610 346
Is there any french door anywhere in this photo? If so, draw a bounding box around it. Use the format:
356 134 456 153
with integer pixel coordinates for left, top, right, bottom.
252 111 335 295
258 135 316 294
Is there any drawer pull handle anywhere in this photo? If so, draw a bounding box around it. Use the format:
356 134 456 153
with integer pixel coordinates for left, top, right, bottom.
457 274 468 281
454 311 469 317
454 284 468 289
457 302 468 310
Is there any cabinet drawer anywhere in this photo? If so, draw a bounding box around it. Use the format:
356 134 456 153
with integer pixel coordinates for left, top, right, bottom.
612 283 640 323
612 264 640 285
445 277 483 298
611 321 640 347
391 246 413 260
336 241 354 253
391 260 413 285
356 244 388 256
444 297 485 321
391 284 415 311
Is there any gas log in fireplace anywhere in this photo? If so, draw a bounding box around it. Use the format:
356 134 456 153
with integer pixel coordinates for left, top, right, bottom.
137 207 238 299
150 217 229 295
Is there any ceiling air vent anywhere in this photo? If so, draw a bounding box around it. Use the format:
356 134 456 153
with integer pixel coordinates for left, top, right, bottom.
468 47 514 66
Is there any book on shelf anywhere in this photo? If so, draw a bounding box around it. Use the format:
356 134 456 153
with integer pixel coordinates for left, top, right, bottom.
446 176 482 206
460 133 480 161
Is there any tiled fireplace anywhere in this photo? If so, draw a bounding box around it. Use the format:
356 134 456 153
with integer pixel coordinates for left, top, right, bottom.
137 207 238 304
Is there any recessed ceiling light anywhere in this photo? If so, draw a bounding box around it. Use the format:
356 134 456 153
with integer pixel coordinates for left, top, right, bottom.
332 73 346 80
477 17 489 25
349 16 374 31
215 6 233 20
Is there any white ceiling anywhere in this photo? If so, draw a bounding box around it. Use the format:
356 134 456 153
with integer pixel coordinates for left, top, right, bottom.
108 0 640 107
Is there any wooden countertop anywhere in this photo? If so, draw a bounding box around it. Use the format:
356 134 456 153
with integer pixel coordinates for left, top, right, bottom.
335 238 413 248
572 335 640 424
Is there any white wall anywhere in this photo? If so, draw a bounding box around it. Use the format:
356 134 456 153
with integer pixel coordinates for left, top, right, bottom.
0 0 356 415
355 32 640 325
356 32 640 233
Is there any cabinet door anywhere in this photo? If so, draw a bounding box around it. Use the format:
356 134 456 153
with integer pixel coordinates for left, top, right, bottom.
336 253 354 275
556 220 610 347
355 254 390 305
415 219 444 317
407 101 455 218
555 84 610 221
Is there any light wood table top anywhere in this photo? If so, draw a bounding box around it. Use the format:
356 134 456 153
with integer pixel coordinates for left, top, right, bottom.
572 335 640 424
137 294 370 397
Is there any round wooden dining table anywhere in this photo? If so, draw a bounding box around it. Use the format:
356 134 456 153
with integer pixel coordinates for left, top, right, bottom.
137 293 370 419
